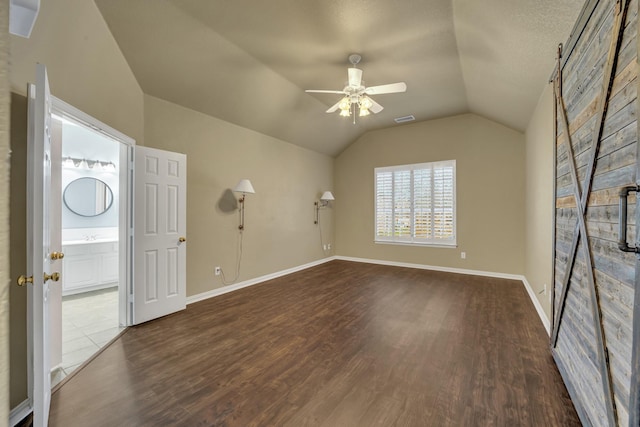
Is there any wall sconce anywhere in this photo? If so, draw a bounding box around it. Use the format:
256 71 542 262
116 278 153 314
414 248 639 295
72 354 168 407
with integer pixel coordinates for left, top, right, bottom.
233 179 255 231
314 191 335 224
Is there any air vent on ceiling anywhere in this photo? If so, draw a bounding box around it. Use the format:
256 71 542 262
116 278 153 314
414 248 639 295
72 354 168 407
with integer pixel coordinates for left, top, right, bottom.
394 115 415 123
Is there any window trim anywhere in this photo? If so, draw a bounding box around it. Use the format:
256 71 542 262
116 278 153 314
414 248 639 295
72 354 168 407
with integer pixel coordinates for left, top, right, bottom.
374 160 457 247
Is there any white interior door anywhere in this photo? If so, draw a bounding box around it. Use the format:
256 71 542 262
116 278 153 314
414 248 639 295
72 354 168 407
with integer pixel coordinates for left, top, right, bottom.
133 146 187 324
27 63 55 427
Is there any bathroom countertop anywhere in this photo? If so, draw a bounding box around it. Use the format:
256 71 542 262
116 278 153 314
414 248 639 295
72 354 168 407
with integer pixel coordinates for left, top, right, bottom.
62 238 119 245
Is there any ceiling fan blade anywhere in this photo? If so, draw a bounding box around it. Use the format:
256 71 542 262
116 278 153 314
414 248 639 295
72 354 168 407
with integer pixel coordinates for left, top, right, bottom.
306 89 346 94
368 97 384 114
326 100 341 113
365 82 407 95
348 68 363 87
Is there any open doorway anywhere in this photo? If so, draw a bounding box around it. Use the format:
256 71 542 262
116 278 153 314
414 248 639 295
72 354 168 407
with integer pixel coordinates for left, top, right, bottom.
48 104 132 387
23 66 187 424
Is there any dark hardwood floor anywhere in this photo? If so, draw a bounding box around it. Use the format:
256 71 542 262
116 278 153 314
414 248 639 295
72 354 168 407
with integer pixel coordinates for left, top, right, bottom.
49 260 580 426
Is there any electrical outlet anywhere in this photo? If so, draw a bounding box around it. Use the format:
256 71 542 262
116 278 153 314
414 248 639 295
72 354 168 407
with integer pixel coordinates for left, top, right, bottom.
215 266 221 276
323 244 327 250
461 252 466 259
327 243 331 250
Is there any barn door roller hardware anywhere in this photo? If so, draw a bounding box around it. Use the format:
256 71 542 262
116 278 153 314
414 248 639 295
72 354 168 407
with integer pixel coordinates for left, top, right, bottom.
618 185 640 253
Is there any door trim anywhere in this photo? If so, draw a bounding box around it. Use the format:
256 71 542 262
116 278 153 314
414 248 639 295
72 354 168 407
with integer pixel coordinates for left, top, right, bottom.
9 398 33 427
51 97 135 328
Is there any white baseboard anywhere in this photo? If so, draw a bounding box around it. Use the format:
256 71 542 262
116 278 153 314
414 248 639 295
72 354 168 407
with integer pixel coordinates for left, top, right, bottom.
10 399 32 427
186 254 550 337
335 256 550 335
186 256 336 305
334 255 524 280
521 277 551 335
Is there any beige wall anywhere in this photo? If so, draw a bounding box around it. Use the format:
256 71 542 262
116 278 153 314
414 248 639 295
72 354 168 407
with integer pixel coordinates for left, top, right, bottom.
1 0 10 422
144 95 334 297
10 0 144 143
9 94 28 409
524 84 555 321
335 113 525 275
9 0 143 408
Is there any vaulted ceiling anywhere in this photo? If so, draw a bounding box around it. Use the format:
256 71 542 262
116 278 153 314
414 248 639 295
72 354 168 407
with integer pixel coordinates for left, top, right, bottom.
95 0 584 156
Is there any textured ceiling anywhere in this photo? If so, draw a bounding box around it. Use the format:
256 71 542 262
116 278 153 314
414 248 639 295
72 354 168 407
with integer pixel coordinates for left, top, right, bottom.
95 0 584 156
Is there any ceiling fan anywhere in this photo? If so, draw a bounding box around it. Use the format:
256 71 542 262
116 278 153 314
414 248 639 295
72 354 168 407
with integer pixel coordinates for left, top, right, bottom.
305 54 407 122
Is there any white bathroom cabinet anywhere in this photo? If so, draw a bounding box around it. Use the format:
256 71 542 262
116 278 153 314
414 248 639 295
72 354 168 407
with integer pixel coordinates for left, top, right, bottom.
61 240 119 295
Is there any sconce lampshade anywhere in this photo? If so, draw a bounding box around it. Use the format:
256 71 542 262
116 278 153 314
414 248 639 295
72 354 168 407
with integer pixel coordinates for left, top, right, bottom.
320 191 335 201
233 179 255 194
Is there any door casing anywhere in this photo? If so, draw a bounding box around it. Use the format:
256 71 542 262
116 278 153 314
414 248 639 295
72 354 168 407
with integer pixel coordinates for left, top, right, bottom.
51 97 135 327
25 89 136 426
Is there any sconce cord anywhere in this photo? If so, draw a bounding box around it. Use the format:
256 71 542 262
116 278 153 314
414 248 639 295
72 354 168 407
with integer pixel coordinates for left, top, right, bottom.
317 206 329 254
220 229 244 285
220 198 246 285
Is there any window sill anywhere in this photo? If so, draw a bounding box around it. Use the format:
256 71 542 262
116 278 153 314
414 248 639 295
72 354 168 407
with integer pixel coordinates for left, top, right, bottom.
374 240 457 249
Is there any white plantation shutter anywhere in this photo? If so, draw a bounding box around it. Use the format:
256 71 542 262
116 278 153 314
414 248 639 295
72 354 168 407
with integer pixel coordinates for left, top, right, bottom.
394 170 411 239
375 172 393 238
434 165 454 239
375 160 456 246
413 168 432 240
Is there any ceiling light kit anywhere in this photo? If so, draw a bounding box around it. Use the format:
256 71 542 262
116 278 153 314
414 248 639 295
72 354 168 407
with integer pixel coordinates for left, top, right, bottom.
62 156 117 171
306 54 407 124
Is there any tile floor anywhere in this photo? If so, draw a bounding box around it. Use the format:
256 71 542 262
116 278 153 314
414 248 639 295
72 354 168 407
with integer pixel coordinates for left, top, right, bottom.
51 287 125 387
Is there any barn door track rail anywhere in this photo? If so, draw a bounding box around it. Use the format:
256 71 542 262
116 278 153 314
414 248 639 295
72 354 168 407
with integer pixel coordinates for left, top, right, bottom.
551 1 629 425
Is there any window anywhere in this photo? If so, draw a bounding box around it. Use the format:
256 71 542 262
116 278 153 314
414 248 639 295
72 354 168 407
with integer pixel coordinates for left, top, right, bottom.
375 160 456 246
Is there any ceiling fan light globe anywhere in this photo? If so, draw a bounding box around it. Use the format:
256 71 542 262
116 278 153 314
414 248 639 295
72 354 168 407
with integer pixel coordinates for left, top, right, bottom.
338 97 350 110
359 108 370 117
359 96 373 109
339 109 351 117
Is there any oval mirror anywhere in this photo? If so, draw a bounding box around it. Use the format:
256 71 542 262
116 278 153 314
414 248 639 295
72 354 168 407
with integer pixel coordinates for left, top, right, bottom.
63 177 114 217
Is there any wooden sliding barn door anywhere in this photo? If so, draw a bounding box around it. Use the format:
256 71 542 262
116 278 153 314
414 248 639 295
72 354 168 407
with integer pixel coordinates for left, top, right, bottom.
552 0 638 426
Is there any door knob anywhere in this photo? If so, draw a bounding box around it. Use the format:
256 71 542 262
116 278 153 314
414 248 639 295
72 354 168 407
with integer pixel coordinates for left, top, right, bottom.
179 237 186 243
17 275 33 286
44 272 60 282
50 251 65 260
